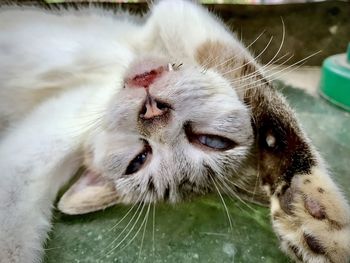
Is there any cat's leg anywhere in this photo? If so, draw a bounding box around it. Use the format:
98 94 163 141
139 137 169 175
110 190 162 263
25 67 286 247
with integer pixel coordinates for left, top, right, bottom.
0 86 101 263
245 85 350 263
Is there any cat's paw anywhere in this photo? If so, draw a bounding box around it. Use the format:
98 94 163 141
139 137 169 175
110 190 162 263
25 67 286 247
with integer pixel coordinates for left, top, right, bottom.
270 167 350 263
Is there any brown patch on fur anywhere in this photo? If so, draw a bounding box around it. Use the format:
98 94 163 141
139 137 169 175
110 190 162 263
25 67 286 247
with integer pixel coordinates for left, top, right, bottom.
317 187 325 193
244 79 316 193
289 243 303 261
303 233 326 255
196 41 237 71
328 219 343 231
195 40 250 99
304 179 311 184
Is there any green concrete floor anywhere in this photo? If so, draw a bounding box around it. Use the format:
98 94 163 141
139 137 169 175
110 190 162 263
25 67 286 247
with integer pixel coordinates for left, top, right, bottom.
44 82 350 263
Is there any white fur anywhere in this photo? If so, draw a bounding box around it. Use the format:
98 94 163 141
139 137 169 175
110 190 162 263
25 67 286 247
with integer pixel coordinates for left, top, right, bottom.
0 1 349 263
0 2 251 262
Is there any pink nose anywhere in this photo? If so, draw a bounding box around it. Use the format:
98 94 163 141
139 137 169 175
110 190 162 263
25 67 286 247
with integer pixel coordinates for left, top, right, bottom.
140 96 170 119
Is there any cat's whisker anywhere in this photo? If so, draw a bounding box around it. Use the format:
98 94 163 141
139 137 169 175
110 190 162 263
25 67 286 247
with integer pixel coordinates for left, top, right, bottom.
118 202 151 254
222 174 256 195
260 50 293 71
223 30 266 68
227 48 293 84
214 177 247 213
217 18 284 76
104 201 147 257
221 35 274 76
216 172 255 212
220 20 285 85
201 53 221 70
209 174 233 232
152 202 156 256
109 194 145 232
99 195 147 258
137 202 151 262
210 30 268 71
251 167 261 203
244 54 315 95
233 50 321 93
202 41 243 70
215 160 254 195
231 53 294 83
246 30 267 49
260 56 313 84
235 47 320 94
266 17 286 70
221 52 292 87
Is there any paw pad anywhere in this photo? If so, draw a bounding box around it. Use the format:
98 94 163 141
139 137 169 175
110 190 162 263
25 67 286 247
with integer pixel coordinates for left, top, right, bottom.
304 196 326 220
278 187 295 215
303 233 326 255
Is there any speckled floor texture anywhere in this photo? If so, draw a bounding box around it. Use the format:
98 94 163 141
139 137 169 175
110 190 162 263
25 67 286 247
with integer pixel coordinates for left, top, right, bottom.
44 72 350 263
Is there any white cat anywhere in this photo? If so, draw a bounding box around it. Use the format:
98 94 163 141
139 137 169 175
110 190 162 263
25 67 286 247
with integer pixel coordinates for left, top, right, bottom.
0 1 349 263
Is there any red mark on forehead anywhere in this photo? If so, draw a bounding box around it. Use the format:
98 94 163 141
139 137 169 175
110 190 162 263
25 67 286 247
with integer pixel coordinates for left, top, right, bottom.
127 66 165 88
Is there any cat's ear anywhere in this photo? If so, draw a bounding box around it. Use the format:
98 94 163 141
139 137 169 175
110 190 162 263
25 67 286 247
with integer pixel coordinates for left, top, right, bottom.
57 169 120 215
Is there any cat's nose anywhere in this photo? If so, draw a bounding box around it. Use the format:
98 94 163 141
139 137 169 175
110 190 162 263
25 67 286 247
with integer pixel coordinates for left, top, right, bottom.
139 96 171 120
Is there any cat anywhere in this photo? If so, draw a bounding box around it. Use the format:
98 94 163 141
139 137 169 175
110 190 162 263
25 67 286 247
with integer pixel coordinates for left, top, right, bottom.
0 1 349 262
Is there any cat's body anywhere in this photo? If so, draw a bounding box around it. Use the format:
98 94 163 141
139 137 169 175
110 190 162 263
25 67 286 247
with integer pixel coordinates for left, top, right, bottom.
0 1 349 263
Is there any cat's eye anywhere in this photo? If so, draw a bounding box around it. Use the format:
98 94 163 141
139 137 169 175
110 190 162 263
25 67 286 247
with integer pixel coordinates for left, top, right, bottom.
185 123 237 151
197 135 234 150
195 134 236 150
125 145 152 175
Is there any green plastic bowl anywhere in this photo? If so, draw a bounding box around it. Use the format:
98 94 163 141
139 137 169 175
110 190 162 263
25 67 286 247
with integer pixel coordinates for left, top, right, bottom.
320 44 350 111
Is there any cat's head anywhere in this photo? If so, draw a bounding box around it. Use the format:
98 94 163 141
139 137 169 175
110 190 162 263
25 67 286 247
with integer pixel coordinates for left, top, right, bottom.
58 54 254 214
